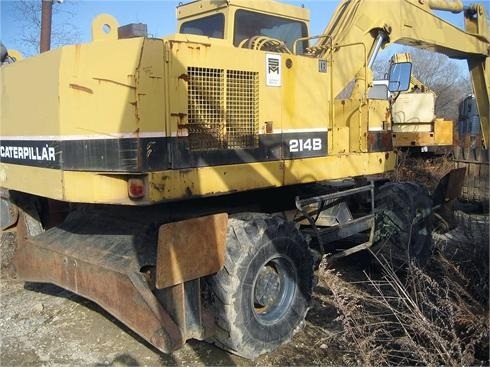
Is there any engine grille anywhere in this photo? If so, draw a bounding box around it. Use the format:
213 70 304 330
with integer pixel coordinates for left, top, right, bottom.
187 67 259 151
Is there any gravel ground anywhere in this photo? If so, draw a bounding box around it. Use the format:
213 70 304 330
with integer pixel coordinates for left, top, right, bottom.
1 209 487 367
0 266 345 367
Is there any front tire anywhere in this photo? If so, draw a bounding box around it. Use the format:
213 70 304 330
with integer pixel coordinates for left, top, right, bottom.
372 182 433 271
205 213 314 360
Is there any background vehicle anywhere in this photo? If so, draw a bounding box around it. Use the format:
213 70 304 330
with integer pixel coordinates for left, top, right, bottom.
1 0 488 359
454 94 489 210
392 75 453 152
369 69 454 153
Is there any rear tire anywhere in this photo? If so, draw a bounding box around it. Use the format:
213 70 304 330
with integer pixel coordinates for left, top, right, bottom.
204 213 314 360
372 182 433 271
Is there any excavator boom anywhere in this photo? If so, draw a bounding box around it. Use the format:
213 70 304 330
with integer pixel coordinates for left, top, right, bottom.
314 0 488 148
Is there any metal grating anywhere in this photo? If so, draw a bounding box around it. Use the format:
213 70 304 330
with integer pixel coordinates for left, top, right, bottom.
226 70 259 149
187 67 226 151
187 67 259 151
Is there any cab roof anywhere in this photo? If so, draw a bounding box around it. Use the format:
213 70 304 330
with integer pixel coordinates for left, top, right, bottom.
176 0 310 22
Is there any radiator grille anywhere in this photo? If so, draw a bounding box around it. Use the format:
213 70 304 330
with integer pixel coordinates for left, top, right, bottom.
187 67 259 151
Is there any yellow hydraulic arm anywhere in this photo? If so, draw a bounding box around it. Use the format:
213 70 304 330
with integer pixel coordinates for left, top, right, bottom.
463 3 489 149
311 0 489 147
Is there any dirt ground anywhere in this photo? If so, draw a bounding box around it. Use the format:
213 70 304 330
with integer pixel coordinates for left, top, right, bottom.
0 256 347 367
1 210 488 367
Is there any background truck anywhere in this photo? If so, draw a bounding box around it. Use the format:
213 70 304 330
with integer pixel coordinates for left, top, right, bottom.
1 0 488 359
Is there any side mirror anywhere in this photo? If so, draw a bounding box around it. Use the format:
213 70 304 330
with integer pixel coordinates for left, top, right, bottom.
387 62 412 92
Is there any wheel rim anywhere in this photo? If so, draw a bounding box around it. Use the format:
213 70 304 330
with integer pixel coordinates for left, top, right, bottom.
252 255 296 325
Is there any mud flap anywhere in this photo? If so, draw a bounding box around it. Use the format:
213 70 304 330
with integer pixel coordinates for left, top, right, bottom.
13 208 184 354
155 213 228 341
13 209 229 354
432 167 467 231
14 236 184 353
156 213 228 288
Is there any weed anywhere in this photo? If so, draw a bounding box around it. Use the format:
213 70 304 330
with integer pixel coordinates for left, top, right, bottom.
322 218 489 366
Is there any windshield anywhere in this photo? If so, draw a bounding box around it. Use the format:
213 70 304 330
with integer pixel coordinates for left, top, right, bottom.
180 14 225 39
234 10 308 53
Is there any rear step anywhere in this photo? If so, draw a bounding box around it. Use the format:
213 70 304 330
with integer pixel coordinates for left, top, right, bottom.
14 208 215 353
295 181 375 258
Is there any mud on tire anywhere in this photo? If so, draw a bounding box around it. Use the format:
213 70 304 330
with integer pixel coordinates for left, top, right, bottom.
372 182 433 271
204 213 314 360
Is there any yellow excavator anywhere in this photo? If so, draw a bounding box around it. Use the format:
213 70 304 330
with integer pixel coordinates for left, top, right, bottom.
1 0 488 359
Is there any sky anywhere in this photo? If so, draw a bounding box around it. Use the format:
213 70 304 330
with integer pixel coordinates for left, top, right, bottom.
0 0 487 58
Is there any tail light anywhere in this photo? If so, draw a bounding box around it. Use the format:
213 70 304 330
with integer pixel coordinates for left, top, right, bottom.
128 177 145 200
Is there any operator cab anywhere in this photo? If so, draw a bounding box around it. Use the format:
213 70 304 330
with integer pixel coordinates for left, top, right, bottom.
176 0 310 53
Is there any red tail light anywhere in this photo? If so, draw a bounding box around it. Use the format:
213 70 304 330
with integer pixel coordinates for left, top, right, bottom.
128 178 145 200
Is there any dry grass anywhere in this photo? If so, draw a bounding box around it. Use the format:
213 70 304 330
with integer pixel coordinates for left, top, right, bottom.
321 235 489 366
319 152 489 366
389 150 456 192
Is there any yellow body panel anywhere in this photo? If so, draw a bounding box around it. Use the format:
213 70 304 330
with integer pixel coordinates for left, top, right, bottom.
1 50 61 136
334 99 388 153
434 119 453 145
59 38 165 136
0 152 394 205
62 171 135 204
392 119 453 147
148 152 394 203
282 152 394 183
0 32 393 204
1 38 165 138
4 0 484 205
0 165 64 200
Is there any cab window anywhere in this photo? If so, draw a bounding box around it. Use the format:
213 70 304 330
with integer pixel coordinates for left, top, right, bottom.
234 10 308 53
180 14 225 38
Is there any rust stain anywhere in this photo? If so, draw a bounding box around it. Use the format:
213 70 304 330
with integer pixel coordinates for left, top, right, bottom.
69 84 93 94
92 77 136 89
368 131 393 152
169 39 211 48
178 74 190 83
172 113 188 125
14 232 183 353
172 113 187 119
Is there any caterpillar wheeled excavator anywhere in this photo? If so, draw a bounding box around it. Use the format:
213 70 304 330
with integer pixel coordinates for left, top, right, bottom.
1 0 488 359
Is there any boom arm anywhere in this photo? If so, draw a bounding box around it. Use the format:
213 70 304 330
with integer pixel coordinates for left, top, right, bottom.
464 4 489 149
314 0 489 147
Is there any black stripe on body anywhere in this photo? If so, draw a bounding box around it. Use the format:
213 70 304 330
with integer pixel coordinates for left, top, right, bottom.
0 132 327 172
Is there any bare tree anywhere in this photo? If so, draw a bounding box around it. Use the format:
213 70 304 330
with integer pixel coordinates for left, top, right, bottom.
11 0 80 56
373 46 472 121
